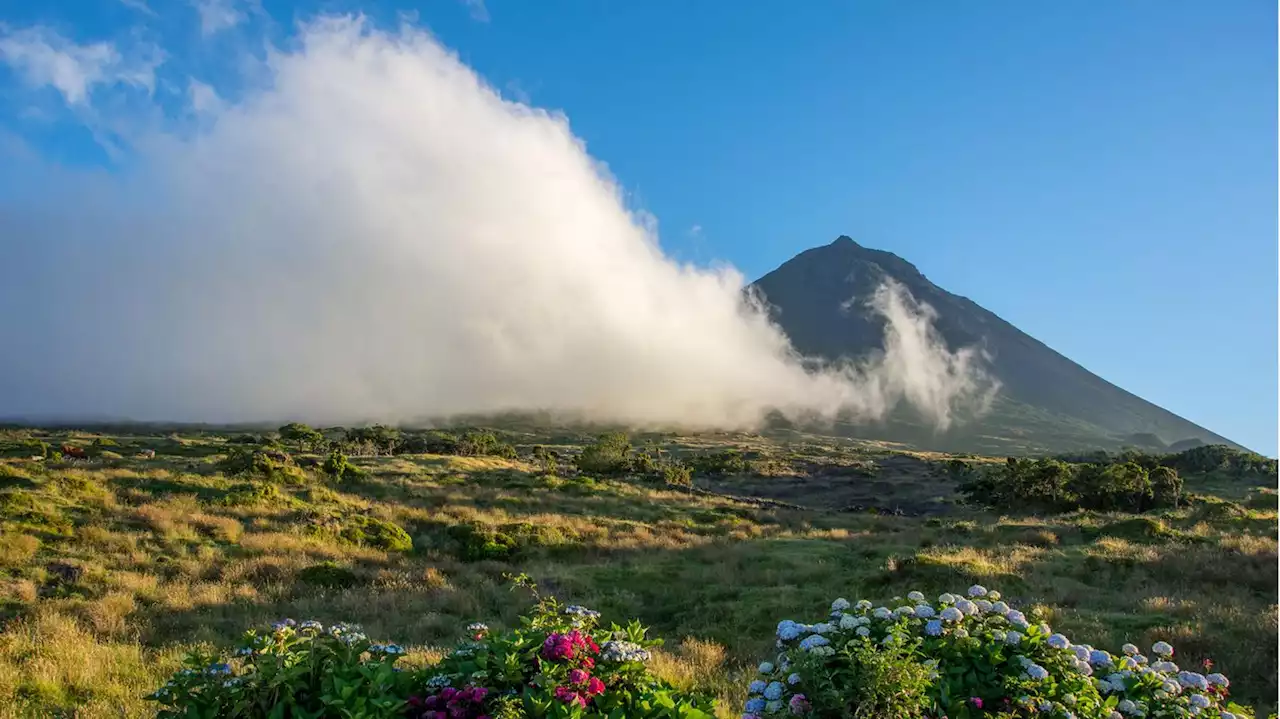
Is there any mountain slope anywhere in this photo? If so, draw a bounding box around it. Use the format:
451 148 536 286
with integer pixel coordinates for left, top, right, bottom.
750 236 1242 454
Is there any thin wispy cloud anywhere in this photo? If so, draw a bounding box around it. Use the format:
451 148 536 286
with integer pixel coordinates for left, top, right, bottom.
192 0 245 36
119 0 158 17
0 25 162 106
462 0 491 23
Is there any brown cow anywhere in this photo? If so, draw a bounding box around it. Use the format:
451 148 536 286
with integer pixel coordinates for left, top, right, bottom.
61 444 87 459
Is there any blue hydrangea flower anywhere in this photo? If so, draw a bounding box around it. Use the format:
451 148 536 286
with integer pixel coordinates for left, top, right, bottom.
764 682 783 700
924 620 943 636
777 620 803 641
798 635 830 651
748 680 766 694
787 673 801 685
1047 634 1070 650
745 698 766 714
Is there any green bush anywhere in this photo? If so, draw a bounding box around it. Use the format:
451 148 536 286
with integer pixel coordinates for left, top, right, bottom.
147 582 716 719
341 515 413 552
686 450 749 477
220 482 288 507
662 463 693 488
0 439 49 458
297 561 361 588
321 450 365 482
148 620 409 718
748 586 1250 719
575 433 632 475
218 449 304 483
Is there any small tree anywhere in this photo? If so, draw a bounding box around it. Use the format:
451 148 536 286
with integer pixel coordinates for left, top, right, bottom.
278 423 325 452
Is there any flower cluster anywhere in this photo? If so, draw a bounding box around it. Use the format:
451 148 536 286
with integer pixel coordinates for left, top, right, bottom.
407 686 490 719
600 639 652 663
747 587 1247 719
542 629 600 662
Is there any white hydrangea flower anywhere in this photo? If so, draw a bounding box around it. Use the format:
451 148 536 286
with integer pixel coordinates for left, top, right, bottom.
955 599 978 616
1062 694 1076 706
992 630 1007 642
1117 699 1137 714
968 584 988 597
1222 712 1237 719
1026 664 1049 681
1075 660 1093 676
1005 631 1022 645
872 607 892 620
830 598 851 613
1161 680 1181 695
907 591 925 603
938 593 956 604
954 628 968 639
1121 643 1139 656
914 605 935 618
839 613 859 630
987 590 1001 601
1047 634 1070 649
1189 695 1210 709
1152 641 1174 657
1038 700 1054 712
892 606 914 618
855 599 872 611
940 607 963 622
1207 673 1229 687
974 599 992 613
855 626 870 637
1109 713 1123 719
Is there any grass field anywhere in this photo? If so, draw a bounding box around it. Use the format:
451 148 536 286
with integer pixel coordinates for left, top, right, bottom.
0 426 1275 717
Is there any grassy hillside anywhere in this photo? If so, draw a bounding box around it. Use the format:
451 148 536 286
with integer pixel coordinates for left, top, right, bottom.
0 425 1275 717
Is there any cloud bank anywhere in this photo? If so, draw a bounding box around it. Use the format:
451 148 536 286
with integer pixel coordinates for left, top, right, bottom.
0 15 995 430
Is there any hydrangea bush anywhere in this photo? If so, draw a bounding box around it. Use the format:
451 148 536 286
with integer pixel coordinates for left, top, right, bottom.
147 577 716 718
411 579 717 718
148 620 412 718
745 586 1252 719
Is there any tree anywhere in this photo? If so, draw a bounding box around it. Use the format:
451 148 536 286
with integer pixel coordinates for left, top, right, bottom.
278 423 325 452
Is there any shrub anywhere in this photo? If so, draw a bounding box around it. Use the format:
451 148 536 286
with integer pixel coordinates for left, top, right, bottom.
0 439 50 458
220 482 288 507
447 522 521 561
147 620 410 718
531 445 560 475
746 586 1249 719
575 433 632 475
322 450 365 482
297 561 361 588
663 463 693 488
218 449 305 483
341 515 413 552
147 582 716 719
686 450 749 477
408 579 717 718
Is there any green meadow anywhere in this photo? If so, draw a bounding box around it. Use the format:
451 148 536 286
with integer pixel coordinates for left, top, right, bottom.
0 426 1275 718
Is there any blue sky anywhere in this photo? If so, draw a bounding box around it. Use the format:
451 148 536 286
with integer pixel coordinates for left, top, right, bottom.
0 0 1275 454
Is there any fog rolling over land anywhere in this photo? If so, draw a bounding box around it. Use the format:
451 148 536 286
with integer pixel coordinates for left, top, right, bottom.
0 17 995 431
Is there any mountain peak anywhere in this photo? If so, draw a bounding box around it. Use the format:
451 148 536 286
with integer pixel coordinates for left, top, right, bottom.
749 237 1244 454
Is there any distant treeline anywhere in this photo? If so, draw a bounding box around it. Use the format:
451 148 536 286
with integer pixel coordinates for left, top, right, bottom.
955 444 1276 514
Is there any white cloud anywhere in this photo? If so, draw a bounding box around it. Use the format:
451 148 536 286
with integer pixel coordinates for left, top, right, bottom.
462 0 491 23
193 0 245 36
188 78 222 114
0 16 994 430
0 26 162 106
688 223 703 237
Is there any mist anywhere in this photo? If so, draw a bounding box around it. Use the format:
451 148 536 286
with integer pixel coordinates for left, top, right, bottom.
0 16 996 431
